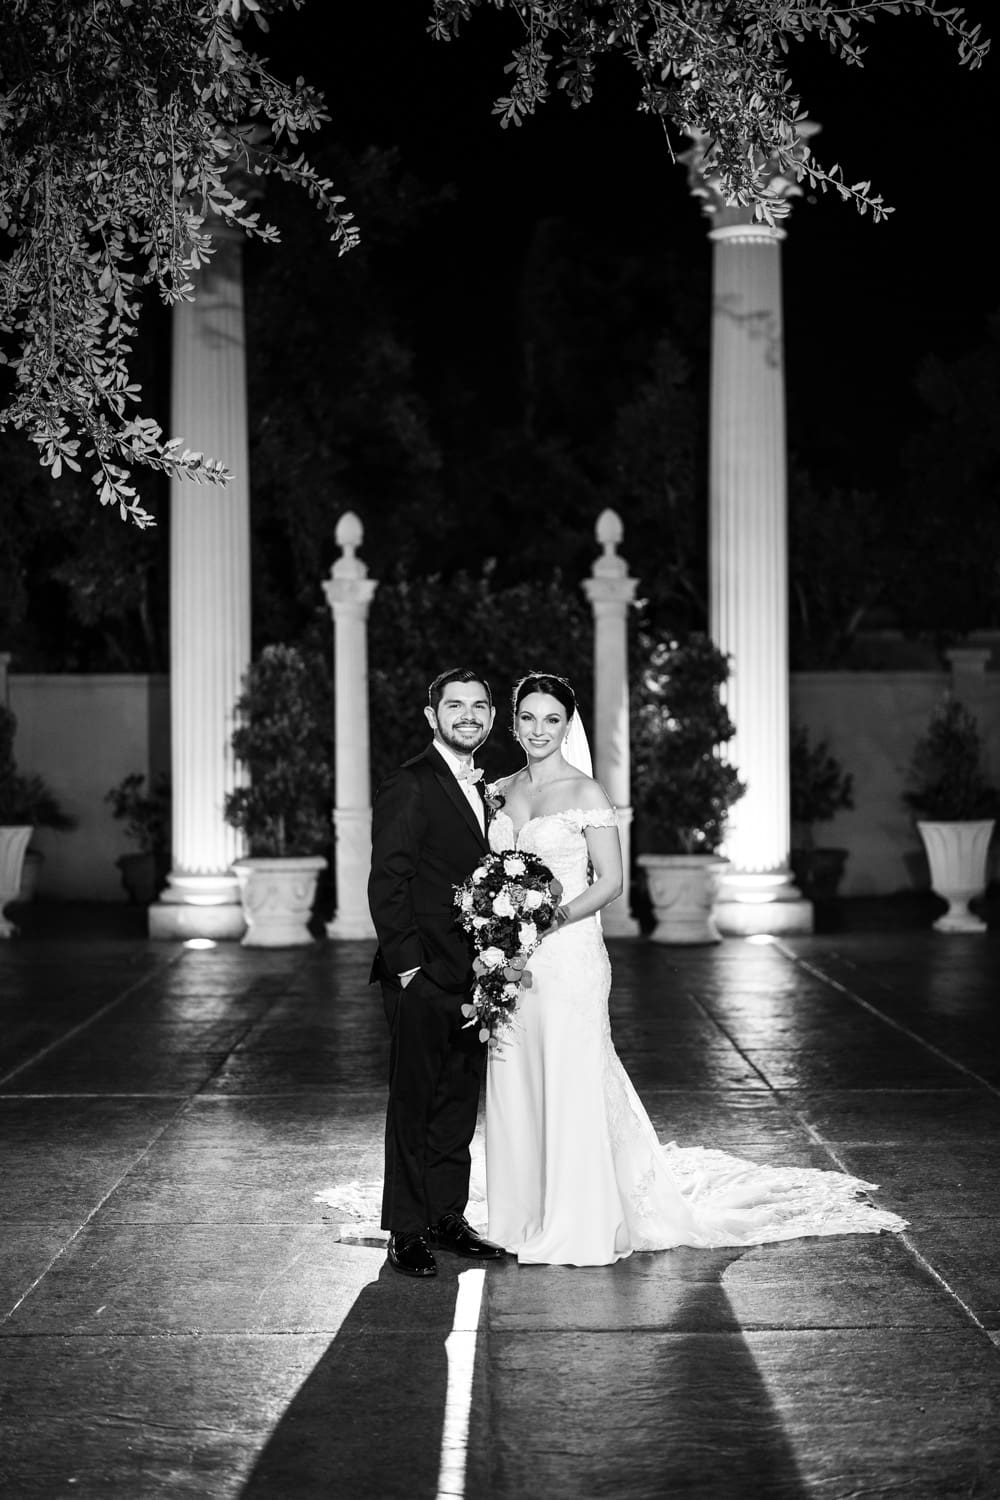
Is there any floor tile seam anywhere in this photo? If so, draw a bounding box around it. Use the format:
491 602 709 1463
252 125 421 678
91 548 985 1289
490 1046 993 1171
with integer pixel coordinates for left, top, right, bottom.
772 943 1000 1099
0 955 188 1092
683 996 788 1101
0 1329 336 1341
692 969 1000 1356
772 1123 1000 1355
0 1095 200 1329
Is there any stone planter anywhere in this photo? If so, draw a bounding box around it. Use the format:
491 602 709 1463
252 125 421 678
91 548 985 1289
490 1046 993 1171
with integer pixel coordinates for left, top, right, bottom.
0 825 33 938
638 853 729 945
916 819 995 933
233 855 327 947
116 851 169 906
17 846 44 903
789 846 849 902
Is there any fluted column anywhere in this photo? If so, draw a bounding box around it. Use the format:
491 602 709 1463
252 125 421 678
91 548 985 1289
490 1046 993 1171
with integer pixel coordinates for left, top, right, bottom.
323 513 378 939
683 133 812 936
582 510 640 937
149 235 251 940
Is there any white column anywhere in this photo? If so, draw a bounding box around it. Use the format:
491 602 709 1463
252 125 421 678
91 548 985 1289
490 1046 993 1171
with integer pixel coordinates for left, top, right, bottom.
323 513 378 939
582 509 640 937
149 235 251 940
683 135 812 936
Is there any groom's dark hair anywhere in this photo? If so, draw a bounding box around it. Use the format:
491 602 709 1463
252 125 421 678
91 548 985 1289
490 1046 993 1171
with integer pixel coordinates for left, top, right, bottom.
427 668 493 711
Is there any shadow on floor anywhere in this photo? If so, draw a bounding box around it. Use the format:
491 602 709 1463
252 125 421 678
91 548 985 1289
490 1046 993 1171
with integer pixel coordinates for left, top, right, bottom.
238 1252 810 1500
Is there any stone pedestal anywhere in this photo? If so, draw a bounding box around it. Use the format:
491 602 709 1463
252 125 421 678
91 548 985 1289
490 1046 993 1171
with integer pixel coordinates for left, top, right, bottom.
149 237 251 941
323 514 378 940
582 510 639 937
683 136 812 937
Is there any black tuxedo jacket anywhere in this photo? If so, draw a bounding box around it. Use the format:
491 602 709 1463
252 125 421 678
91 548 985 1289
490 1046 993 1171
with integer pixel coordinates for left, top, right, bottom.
368 744 490 993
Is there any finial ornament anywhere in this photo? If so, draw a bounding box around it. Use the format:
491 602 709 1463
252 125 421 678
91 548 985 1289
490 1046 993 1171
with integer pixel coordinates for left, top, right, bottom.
592 508 628 581
332 511 368 580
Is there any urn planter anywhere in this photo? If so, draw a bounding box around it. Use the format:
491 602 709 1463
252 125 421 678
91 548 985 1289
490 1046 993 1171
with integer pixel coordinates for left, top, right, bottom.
915 819 994 933
0 826 33 938
17 846 44 903
789 845 849 902
638 853 729 945
233 855 327 947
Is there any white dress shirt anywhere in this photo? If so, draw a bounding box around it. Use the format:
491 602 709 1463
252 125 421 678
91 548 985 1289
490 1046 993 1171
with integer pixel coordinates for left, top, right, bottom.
433 739 485 836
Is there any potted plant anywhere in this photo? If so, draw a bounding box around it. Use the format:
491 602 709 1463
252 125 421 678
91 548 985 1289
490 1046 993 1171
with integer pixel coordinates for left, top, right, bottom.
223 644 334 947
789 723 855 901
105 772 172 905
0 705 77 935
632 634 746 944
903 697 999 933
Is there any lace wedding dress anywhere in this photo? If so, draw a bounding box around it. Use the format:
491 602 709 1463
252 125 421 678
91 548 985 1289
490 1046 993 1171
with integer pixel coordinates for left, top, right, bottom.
483 807 908 1266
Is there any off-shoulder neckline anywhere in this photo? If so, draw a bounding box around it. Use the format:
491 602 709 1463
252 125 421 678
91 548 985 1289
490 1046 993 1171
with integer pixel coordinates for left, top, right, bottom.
492 807 615 842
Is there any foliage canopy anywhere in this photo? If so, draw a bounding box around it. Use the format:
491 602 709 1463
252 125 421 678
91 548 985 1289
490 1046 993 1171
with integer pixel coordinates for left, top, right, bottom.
0 0 355 524
430 1 988 220
0 0 989 524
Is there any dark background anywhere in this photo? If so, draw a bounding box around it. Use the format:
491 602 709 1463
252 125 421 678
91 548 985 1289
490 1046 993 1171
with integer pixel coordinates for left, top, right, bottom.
1 1 996 672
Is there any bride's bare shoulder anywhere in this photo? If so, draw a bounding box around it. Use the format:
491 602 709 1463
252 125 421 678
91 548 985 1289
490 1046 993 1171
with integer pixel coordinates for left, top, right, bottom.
569 774 613 812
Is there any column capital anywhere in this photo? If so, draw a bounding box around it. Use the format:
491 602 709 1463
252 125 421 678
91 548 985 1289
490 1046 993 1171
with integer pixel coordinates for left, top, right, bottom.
324 578 378 613
583 580 638 610
681 122 819 232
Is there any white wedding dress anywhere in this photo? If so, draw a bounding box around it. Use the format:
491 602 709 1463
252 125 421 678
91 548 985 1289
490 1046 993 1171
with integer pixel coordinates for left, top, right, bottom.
484 807 908 1266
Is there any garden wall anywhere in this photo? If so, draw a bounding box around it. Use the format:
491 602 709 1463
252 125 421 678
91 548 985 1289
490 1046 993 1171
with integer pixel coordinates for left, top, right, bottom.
5 672 170 902
5 656 998 902
790 665 999 896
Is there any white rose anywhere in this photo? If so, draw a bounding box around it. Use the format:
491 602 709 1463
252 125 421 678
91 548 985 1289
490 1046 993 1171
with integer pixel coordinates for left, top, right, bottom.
472 916 489 928
460 890 474 911
472 867 486 885
523 889 543 911
502 982 520 1000
503 856 526 877
518 921 537 950
479 946 506 970
492 890 515 918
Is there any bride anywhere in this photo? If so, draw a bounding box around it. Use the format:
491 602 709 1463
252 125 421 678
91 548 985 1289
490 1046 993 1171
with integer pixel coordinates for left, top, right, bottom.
484 670 907 1266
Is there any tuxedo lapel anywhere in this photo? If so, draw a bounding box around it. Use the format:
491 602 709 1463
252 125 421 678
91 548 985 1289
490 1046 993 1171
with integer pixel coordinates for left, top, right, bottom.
426 746 489 850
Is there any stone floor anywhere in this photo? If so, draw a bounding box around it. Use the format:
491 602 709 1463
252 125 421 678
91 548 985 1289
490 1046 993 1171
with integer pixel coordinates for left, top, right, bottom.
2 901 999 1498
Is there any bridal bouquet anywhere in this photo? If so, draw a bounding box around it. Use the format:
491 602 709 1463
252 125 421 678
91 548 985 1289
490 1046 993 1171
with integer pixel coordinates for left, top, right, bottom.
454 851 563 1046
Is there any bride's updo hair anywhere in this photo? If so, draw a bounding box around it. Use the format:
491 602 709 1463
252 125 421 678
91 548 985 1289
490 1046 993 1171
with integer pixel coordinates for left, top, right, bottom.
512 672 577 722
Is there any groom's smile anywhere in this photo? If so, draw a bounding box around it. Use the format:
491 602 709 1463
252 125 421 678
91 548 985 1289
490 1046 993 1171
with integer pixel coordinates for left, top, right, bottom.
424 678 496 757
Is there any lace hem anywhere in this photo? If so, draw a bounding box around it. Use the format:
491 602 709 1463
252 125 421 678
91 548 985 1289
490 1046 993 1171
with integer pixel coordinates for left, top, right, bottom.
313 1139 907 1251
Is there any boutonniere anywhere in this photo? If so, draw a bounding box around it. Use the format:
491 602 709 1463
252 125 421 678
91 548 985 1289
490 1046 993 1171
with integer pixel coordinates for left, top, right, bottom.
484 783 506 815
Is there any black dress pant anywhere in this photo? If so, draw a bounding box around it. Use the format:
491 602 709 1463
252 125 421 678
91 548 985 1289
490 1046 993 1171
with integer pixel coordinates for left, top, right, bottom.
380 971 485 1234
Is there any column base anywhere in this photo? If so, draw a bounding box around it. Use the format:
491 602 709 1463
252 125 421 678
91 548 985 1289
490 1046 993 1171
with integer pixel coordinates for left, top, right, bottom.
148 901 247 941
326 911 377 940
713 866 814 938
148 870 246 941
601 901 640 938
713 898 813 938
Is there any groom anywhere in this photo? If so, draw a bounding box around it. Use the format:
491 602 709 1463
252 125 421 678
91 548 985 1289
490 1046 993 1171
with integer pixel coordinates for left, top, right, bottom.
368 667 506 1278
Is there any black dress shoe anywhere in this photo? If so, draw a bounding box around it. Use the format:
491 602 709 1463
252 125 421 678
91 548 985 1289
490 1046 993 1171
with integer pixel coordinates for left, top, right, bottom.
387 1232 437 1278
427 1212 506 1260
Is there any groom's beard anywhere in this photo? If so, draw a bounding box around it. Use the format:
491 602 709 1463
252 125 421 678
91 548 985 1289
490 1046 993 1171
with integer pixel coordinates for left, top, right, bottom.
436 720 491 756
